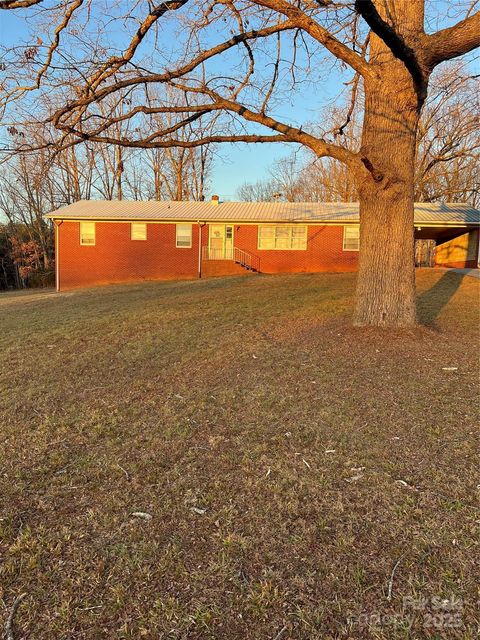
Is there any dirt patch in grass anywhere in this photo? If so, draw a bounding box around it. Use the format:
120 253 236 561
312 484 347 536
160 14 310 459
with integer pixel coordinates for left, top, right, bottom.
1 271 479 639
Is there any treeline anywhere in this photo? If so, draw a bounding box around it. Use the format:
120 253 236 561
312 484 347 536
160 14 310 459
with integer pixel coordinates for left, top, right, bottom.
0 224 53 290
0 129 212 289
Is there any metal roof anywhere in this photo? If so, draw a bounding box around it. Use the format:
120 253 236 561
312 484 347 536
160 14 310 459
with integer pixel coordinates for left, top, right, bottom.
44 200 480 226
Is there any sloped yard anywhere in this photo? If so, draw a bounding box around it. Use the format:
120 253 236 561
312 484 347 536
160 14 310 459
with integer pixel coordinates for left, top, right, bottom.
1 270 479 639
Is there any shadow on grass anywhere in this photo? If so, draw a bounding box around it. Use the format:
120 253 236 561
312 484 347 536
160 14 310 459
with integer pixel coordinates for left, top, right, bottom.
417 270 464 324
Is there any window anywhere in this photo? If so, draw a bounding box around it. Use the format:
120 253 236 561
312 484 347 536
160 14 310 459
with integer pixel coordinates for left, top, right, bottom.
343 225 360 251
176 224 192 248
131 222 147 240
258 225 307 250
80 221 95 246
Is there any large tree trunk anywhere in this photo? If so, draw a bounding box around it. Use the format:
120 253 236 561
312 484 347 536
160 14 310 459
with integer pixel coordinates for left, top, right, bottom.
353 4 426 327
354 183 417 327
354 80 418 327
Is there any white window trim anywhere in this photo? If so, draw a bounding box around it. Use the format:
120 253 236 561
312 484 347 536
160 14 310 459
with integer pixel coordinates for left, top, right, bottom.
80 221 96 246
131 222 147 240
176 223 192 248
343 225 360 251
257 224 307 251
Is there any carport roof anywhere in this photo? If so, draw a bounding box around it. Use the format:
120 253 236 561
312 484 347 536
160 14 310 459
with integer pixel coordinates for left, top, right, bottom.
44 200 480 226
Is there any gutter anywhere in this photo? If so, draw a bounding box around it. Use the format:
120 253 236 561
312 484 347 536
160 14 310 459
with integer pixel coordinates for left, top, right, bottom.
43 216 479 228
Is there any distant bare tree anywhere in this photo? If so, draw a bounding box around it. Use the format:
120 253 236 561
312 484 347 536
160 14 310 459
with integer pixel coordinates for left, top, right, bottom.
237 179 280 202
238 153 361 202
0 150 56 271
415 63 479 206
238 125 359 203
149 144 212 201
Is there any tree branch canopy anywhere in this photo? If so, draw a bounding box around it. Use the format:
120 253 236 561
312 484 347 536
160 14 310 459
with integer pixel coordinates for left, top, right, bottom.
1 0 479 185
48 21 298 125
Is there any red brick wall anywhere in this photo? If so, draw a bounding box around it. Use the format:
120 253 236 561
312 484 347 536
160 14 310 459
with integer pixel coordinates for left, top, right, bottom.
201 260 251 277
57 221 358 290
58 221 200 290
220 224 358 274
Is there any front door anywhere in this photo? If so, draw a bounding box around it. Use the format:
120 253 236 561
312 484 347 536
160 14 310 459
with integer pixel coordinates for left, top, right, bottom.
209 224 234 259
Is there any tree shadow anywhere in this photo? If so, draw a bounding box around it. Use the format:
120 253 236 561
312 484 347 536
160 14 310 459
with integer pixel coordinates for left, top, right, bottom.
417 270 465 325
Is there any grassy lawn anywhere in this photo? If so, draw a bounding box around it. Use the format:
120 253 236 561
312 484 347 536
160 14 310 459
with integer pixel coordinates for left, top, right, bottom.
1 270 479 639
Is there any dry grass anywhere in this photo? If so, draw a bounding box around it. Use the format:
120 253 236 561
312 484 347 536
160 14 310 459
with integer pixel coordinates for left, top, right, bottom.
1 270 479 639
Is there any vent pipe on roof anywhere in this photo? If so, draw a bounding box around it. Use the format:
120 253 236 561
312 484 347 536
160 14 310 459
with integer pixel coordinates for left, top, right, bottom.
211 195 220 205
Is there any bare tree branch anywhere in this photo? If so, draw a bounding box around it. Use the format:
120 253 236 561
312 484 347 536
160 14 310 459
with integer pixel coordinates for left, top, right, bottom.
3 592 27 640
85 1 191 95
334 72 360 137
255 0 374 78
0 0 42 7
47 21 298 128
37 0 83 85
426 11 480 66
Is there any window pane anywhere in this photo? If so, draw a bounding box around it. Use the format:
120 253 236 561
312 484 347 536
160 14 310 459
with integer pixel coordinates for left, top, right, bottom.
291 226 307 249
274 226 290 249
258 225 307 250
131 223 147 240
258 226 275 249
291 237 305 249
343 225 359 250
344 226 359 239
275 226 290 238
260 227 274 238
80 221 95 245
176 224 192 247
291 226 306 238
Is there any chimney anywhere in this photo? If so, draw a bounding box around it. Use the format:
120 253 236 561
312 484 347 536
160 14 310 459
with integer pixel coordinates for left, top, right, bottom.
211 194 220 205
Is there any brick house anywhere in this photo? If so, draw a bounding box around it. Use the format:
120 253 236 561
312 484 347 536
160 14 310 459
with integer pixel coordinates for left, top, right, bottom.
44 199 480 291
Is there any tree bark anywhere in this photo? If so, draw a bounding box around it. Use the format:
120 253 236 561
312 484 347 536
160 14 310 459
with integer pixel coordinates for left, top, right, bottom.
353 5 426 328
354 171 417 327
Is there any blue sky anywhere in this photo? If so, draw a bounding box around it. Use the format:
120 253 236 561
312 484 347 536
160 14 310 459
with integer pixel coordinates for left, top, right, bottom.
0 2 476 199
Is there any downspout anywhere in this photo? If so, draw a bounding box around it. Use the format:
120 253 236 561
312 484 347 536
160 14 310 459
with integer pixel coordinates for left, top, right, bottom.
197 220 204 279
55 220 63 292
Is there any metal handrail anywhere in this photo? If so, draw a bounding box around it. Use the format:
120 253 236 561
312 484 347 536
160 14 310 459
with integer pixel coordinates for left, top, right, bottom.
201 245 260 271
234 247 260 272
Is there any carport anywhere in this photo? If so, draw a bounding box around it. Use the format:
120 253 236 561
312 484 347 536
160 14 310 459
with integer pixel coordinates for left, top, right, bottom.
413 204 480 269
